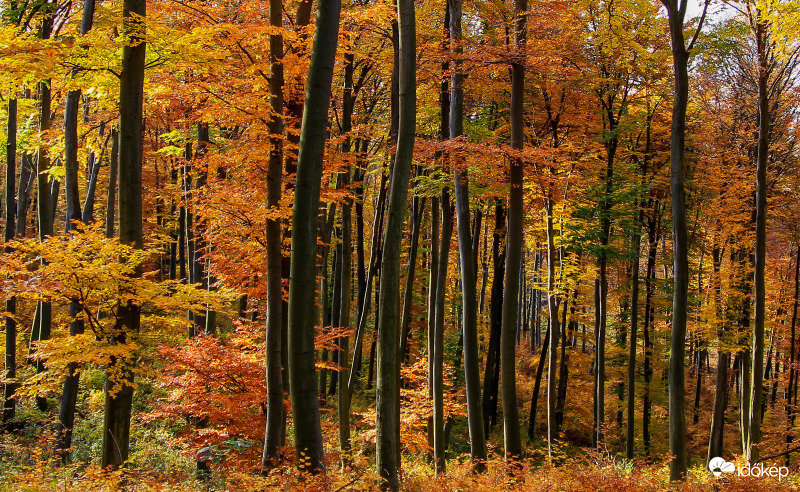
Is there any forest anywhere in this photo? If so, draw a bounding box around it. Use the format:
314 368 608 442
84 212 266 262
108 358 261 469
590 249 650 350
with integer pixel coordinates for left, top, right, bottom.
1 0 799 489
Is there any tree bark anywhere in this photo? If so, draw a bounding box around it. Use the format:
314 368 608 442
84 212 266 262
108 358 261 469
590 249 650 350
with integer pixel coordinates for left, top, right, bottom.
3 94 18 423
449 0 487 468
501 0 526 459
747 9 770 463
286 0 341 473
376 0 415 483
101 0 145 467
433 191 453 474
262 0 285 466
664 0 693 478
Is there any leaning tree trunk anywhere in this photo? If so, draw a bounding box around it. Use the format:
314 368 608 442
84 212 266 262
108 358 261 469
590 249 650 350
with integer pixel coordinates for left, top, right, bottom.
101 0 145 468
375 0 415 484
286 0 341 473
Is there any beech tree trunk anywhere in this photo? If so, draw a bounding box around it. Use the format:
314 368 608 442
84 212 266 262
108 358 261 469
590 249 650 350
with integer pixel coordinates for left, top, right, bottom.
101 0 145 467
449 0 487 468
262 0 285 466
747 10 770 463
482 203 504 434
3 94 17 423
664 0 694 479
500 0 526 459
375 0 415 484
286 0 341 473
433 191 453 474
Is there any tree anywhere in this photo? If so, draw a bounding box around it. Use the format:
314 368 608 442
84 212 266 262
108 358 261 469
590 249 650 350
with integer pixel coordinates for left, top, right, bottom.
661 0 707 480
375 0 415 485
101 0 146 468
286 0 342 473
449 0 487 469
500 0 525 461
261 0 285 468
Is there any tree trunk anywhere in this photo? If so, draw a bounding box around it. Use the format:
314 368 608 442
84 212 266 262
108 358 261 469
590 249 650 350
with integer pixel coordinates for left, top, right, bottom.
338 173 353 453
262 0 285 466
528 320 550 440
101 0 145 467
664 2 692 478
105 129 119 238
500 0 526 459
399 195 424 362
286 0 341 472
433 191 453 474
3 94 17 423
449 0 487 468
747 11 770 463
482 203 504 434
787 243 800 465
376 0 415 483
545 199 560 456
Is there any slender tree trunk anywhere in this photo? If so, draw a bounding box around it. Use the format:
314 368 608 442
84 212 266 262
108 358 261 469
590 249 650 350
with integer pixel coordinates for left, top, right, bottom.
449 0 487 468
787 243 800 465
626 211 643 459
262 0 285 466
57 0 97 458
105 129 119 238
3 94 18 423
546 199 560 456
664 2 692 478
34 13 55 413
101 0 145 467
482 203 504 434
338 173 353 453
528 320 550 440
399 195 424 362
376 0 415 483
433 191 453 474
500 0 526 459
286 0 341 472
747 11 770 463
643 203 660 456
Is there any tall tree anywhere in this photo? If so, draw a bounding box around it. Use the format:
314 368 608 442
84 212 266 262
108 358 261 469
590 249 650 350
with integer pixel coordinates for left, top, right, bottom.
101 0 146 468
500 0 526 461
3 93 18 423
58 0 97 459
286 0 342 473
661 0 707 480
449 0 487 468
375 0 415 485
261 0 285 468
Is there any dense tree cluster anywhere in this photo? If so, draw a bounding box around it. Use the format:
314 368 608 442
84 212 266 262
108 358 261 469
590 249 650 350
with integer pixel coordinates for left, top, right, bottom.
1 0 799 489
